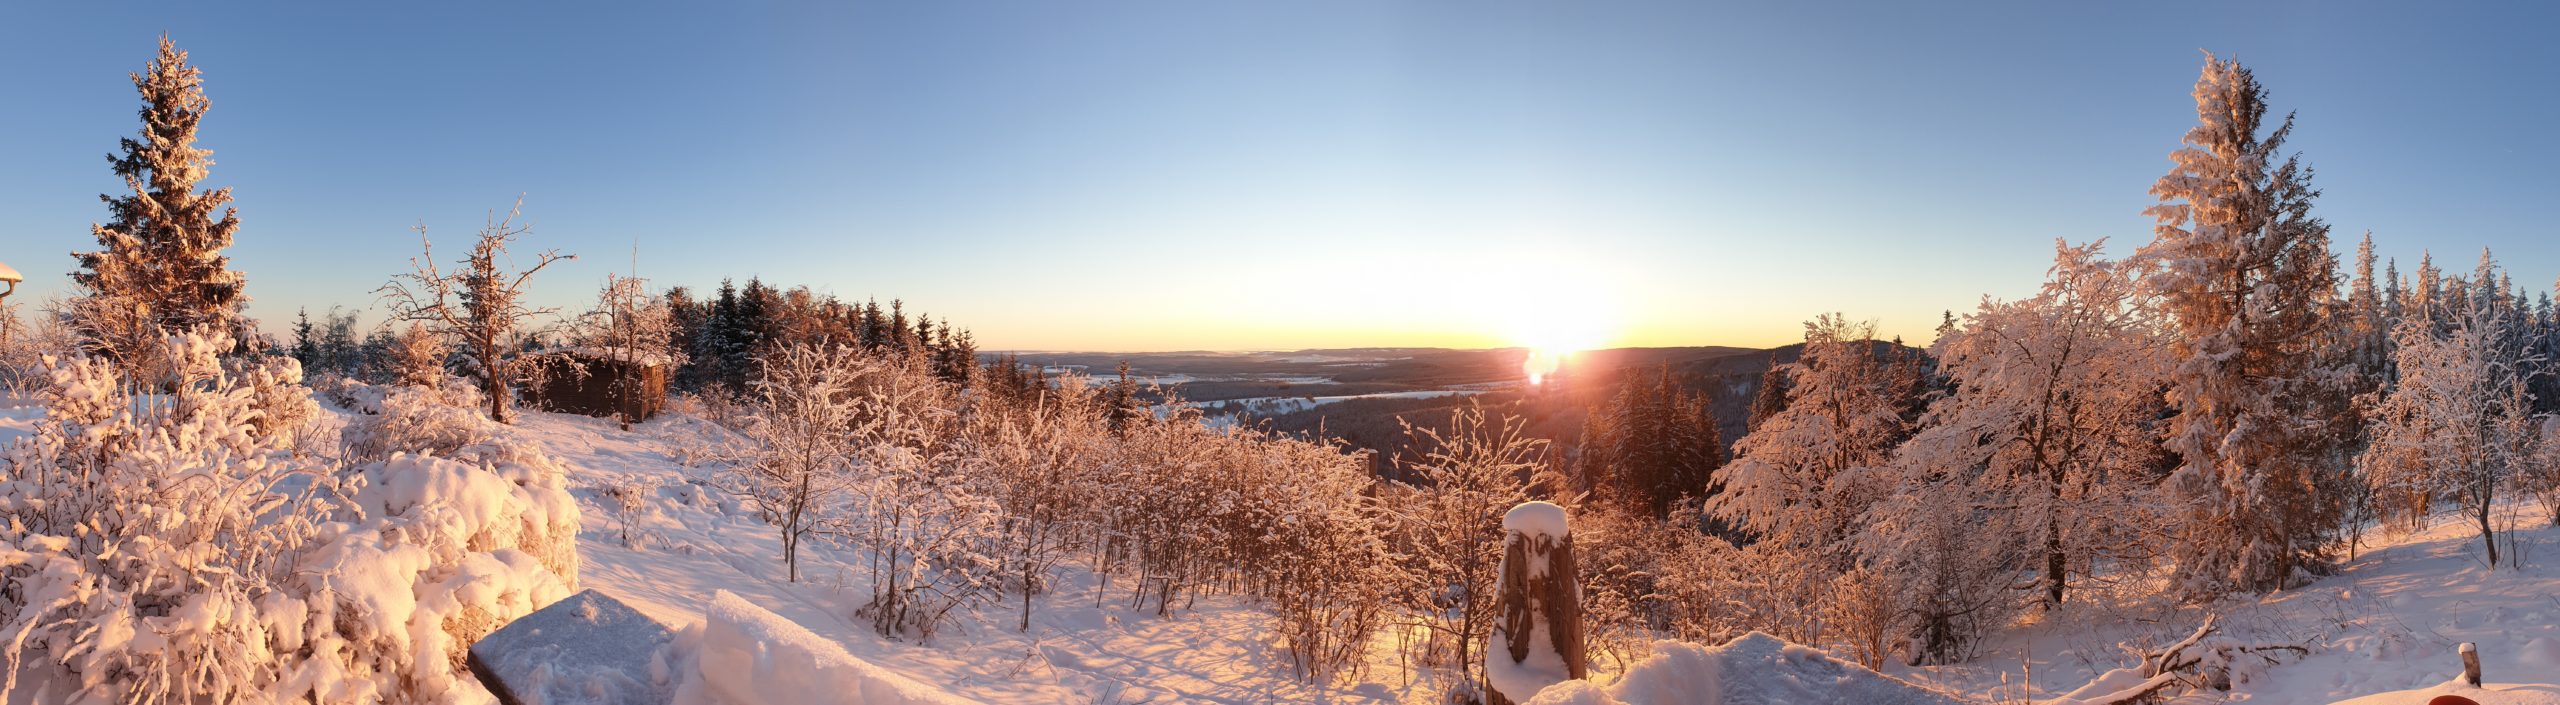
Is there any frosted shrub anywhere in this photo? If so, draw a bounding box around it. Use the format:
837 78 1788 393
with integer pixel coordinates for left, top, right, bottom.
342 381 497 462
839 355 999 643
305 449 580 697
726 343 870 583
0 332 332 703
850 444 1005 643
1387 404 1543 693
603 474 661 548
238 352 328 453
0 305 75 395
953 379 1104 631
1262 464 1398 684
0 331 582 704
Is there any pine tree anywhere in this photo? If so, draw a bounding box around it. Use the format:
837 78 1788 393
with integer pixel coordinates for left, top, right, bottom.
1745 363 1790 433
1103 361 1141 436
859 298 888 351
289 308 319 370
1580 366 1725 518
70 37 248 363
2139 53 2344 595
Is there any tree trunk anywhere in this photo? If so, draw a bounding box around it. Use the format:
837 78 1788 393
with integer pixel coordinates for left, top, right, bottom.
2478 497 2498 568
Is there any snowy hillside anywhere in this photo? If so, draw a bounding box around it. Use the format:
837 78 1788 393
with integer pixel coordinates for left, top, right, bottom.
513 401 2560 705
515 405 1431 704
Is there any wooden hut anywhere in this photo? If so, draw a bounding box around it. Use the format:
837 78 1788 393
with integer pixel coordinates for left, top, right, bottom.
521 347 668 423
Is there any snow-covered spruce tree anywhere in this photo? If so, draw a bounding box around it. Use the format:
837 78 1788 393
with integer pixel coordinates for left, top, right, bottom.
1709 314 1914 568
377 198 572 424
726 342 866 583
67 39 248 366
2362 300 2538 567
69 37 248 365
1389 403 1547 697
2138 53 2346 596
1889 240 2169 612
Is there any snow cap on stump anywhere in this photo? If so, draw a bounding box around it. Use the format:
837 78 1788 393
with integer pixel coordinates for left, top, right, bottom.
1504 501 1570 541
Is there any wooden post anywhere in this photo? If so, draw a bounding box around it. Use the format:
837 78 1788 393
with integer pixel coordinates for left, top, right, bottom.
2460 642 2481 686
1486 502 1585 705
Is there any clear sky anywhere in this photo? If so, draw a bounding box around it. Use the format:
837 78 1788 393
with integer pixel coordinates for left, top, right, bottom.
2 2 2554 352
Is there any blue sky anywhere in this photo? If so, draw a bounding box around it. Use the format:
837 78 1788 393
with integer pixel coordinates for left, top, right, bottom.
2 1 2554 351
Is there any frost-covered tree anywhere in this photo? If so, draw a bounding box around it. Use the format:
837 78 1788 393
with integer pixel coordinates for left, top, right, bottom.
727 342 867 583
2362 301 2538 567
960 374 1105 631
1392 404 1547 696
2139 53 2345 595
69 37 247 363
1893 241 2169 609
1711 314 1913 565
378 199 573 424
843 354 998 642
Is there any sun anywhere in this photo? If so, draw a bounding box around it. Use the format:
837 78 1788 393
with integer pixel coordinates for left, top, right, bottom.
1507 299 1612 386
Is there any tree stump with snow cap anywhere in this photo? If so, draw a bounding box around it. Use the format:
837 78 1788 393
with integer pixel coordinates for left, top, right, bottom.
1485 501 1585 705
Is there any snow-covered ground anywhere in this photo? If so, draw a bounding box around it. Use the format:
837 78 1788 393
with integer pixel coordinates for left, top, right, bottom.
523 407 1435 704
521 403 2560 705
21 381 2550 704
1893 505 2560 705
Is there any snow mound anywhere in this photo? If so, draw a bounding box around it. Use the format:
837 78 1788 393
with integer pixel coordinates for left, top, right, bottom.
2522 638 2560 672
2326 679 2560 705
699 590 982 705
1523 633 1969 705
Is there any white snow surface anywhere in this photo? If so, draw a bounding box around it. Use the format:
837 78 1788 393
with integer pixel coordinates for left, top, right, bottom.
1889 502 2560 705
696 590 980 705
2327 679 2560 705
1522 633 1968 705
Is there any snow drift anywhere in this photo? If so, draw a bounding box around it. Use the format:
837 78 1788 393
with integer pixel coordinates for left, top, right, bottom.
1521 632 1968 705
697 590 982 705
